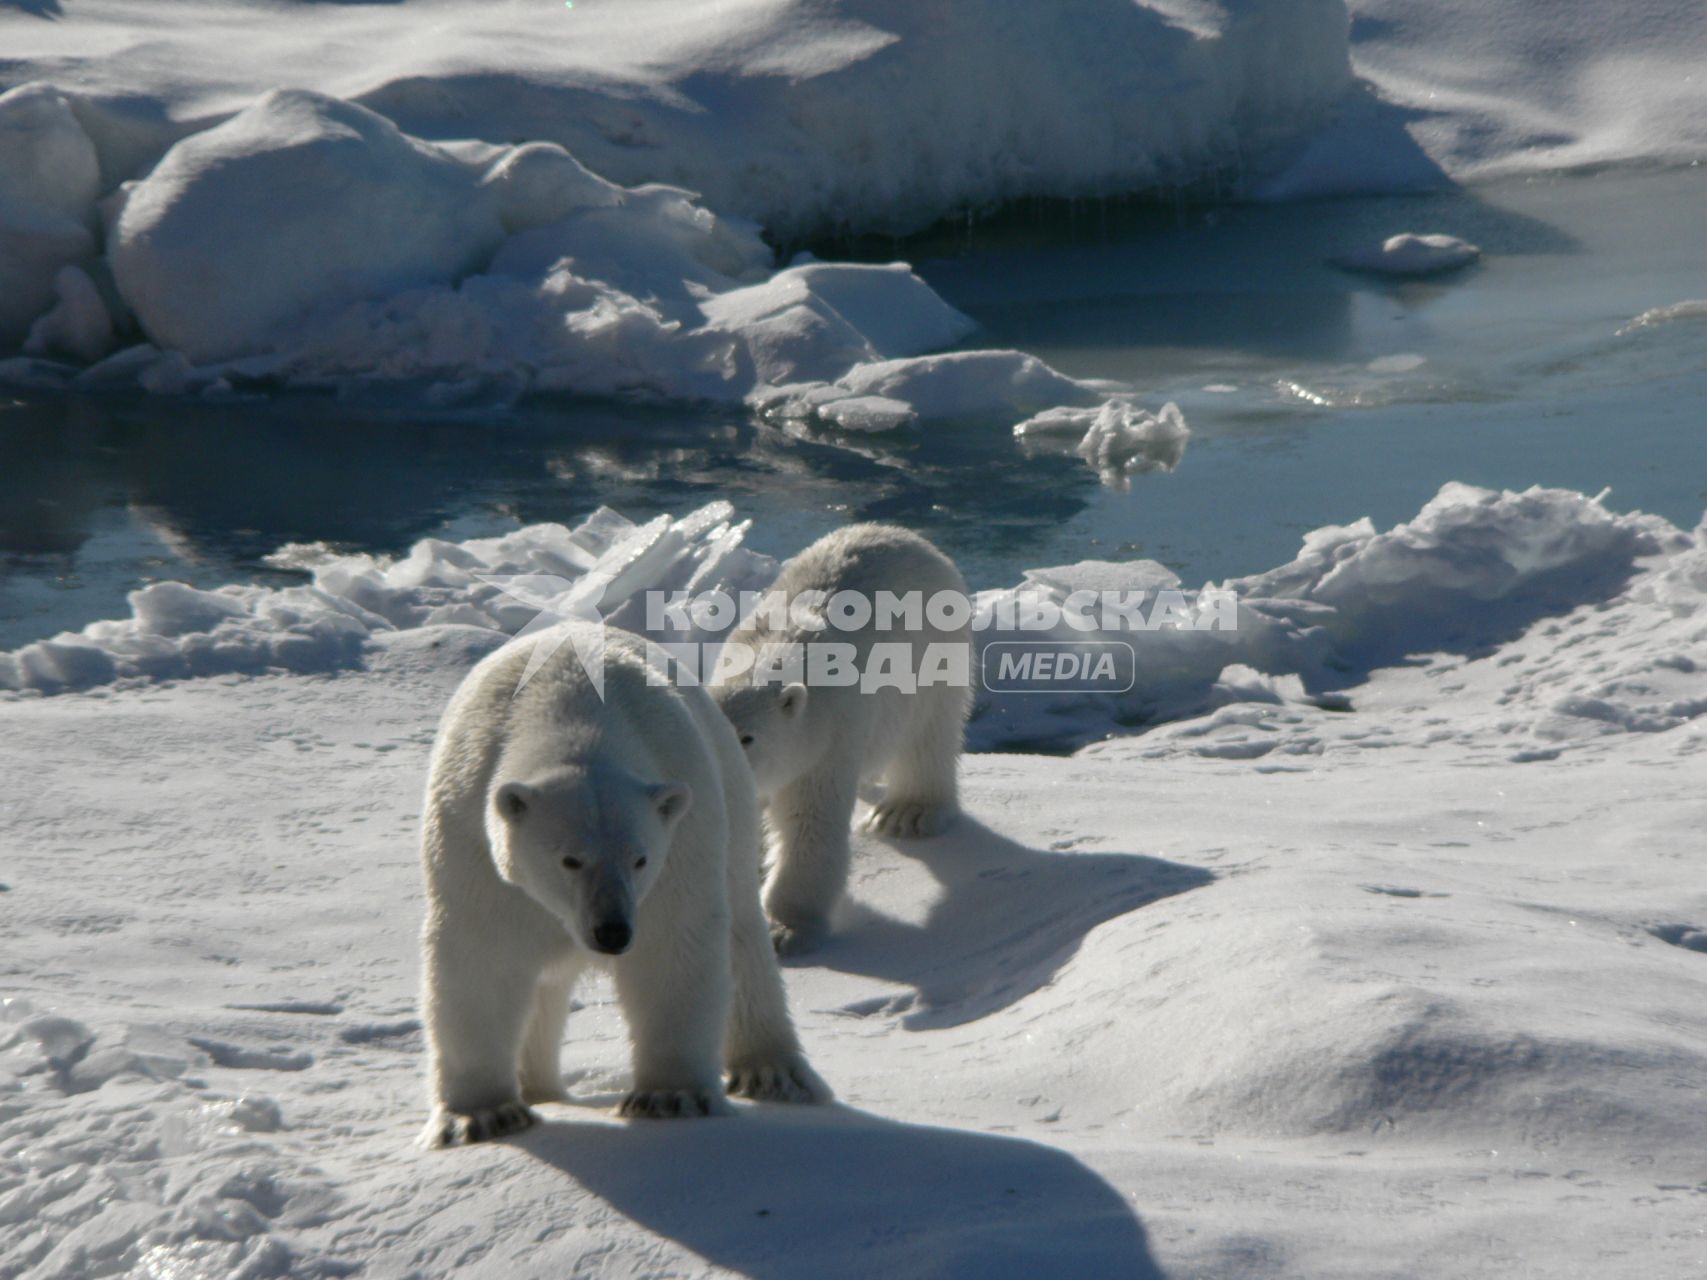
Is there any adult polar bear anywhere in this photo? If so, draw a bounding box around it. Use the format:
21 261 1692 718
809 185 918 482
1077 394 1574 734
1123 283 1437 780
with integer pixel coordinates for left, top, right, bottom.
713 524 972 954
418 620 830 1147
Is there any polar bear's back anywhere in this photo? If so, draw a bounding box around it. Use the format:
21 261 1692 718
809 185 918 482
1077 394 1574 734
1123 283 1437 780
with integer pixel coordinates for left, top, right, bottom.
769 522 968 608
729 522 971 663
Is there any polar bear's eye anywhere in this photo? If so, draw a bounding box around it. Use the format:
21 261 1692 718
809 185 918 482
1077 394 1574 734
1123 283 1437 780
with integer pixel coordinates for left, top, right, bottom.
634 856 648 870
739 734 755 748
562 856 583 871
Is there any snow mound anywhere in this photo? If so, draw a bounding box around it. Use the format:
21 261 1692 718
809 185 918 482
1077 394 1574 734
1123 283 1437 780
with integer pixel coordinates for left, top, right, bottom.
1486 531 1707 746
0 83 100 346
1331 232 1480 278
993 875 1707 1149
111 90 506 364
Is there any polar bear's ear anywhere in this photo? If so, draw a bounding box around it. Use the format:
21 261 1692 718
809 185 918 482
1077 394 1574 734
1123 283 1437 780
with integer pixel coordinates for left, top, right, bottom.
778 683 808 718
649 782 692 824
495 781 537 823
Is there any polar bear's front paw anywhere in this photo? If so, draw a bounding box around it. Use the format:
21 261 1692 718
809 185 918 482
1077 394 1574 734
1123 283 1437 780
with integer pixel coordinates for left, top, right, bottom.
863 798 956 839
618 1086 735 1120
422 1101 538 1148
727 1055 834 1106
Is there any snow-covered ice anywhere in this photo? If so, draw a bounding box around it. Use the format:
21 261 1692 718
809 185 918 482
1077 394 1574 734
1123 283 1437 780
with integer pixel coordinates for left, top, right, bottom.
0 500 778 694
1331 232 1481 278
1338 0 1707 185
110 90 509 366
1015 400 1192 489
4 481 1700 763
1 79 1133 435
4 0 1705 423
1619 298 1707 336
83 89 997 414
0 0 1361 429
0 0 1354 239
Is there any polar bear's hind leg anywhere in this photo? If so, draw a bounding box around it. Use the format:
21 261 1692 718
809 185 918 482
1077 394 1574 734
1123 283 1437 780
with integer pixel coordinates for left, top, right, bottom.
518 960 581 1105
762 752 862 955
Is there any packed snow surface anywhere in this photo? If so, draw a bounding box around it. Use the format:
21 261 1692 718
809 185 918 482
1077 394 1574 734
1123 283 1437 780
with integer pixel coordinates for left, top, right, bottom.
1341 0 1707 183
3 487 1706 1278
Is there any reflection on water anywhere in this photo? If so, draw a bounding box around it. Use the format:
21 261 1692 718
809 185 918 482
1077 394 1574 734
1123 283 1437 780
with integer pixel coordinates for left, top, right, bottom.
0 394 1108 647
4 169 1707 652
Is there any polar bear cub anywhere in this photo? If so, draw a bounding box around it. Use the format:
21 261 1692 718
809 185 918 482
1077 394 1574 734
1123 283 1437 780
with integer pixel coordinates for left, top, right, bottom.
712 524 972 953
418 619 830 1147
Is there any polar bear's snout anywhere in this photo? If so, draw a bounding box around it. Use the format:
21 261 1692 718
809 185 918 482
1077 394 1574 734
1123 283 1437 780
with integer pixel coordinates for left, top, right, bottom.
583 863 637 954
591 919 633 955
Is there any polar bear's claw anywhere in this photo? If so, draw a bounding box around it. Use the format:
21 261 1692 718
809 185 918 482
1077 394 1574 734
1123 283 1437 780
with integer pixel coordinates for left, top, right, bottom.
769 919 827 957
727 1057 834 1105
619 1087 735 1120
425 1101 538 1148
863 799 955 839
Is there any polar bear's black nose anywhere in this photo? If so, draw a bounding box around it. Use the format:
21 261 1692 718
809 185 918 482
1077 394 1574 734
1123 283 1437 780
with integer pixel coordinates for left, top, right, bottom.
592 921 632 955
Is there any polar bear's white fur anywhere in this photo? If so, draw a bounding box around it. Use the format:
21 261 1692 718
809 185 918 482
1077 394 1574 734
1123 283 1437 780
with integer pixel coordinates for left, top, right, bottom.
712 524 972 953
418 620 830 1147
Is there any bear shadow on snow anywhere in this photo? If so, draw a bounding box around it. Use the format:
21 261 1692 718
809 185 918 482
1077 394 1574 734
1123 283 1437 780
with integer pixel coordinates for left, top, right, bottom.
519 1104 1165 1280
807 815 1213 1030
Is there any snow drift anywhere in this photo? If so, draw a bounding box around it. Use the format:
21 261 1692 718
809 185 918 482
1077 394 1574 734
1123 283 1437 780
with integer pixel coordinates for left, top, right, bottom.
1340 0 1707 185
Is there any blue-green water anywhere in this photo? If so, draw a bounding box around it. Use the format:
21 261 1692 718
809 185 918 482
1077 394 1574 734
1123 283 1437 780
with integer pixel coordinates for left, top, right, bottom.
3 168 1705 650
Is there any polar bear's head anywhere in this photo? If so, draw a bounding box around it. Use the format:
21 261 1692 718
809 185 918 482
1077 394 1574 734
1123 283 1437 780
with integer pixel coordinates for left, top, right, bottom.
714 682 813 796
487 764 692 956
